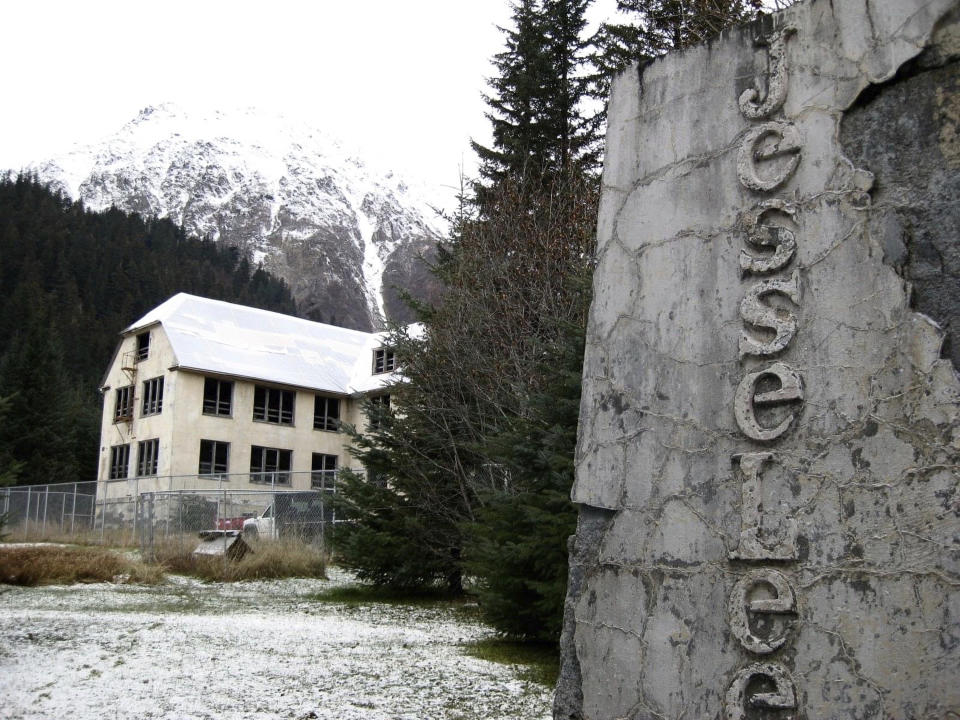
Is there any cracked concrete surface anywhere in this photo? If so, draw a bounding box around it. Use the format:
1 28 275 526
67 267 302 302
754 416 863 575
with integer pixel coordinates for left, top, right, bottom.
556 1 960 719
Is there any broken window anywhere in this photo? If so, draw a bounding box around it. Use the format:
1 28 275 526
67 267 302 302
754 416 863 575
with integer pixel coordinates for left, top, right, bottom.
311 453 338 490
373 348 396 374
109 444 130 479
142 376 164 416
198 439 229 476
137 438 159 476
136 331 150 361
253 386 295 425
114 385 134 422
203 378 233 416
313 395 341 431
250 445 291 485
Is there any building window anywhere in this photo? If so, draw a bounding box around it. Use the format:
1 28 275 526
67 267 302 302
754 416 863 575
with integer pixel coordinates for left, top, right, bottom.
136 331 150 361
250 446 292 485
253 386 295 425
373 348 395 374
142 376 164 416
313 395 341 431
109 444 130 479
203 378 233 416
114 385 134 422
368 393 390 429
137 438 159 477
311 453 338 490
198 439 229 475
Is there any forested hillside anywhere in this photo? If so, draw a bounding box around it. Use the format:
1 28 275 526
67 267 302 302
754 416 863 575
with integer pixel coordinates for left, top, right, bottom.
0 175 298 487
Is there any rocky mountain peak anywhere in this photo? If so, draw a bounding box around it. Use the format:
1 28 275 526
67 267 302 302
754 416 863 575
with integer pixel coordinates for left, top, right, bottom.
26 103 447 331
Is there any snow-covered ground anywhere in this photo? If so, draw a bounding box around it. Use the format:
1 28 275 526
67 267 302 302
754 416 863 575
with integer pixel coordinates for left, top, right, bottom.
0 567 552 720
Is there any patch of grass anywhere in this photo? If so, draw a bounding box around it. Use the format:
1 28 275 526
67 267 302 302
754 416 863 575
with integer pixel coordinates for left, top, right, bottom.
462 638 560 687
309 582 464 607
0 545 164 586
155 538 327 582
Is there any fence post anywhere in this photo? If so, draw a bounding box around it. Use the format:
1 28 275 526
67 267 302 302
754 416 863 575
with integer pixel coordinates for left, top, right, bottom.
70 483 77 535
24 486 31 539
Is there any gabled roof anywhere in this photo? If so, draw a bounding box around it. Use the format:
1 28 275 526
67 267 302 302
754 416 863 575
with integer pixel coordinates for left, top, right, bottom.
121 293 395 396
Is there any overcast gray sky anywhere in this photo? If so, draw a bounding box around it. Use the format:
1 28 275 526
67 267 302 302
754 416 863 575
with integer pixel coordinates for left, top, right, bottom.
1 0 619 196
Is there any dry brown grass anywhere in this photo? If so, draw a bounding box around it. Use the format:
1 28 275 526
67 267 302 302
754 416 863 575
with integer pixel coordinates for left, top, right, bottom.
155 537 327 582
0 545 164 586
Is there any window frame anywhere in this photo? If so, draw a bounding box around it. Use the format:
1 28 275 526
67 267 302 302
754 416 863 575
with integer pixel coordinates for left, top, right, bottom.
311 453 338 490
114 385 134 422
198 439 230 476
109 444 130 480
253 385 295 426
141 376 164 416
202 377 233 417
368 393 391 429
135 331 150 362
249 445 292 486
313 395 341 432
372 347 396 374
137 438 159 477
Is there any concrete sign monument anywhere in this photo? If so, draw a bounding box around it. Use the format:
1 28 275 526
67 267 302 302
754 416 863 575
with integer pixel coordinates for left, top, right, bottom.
556 1 960 719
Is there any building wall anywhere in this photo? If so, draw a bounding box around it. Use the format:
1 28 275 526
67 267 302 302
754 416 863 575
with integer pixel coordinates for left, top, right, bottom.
97 324 378 502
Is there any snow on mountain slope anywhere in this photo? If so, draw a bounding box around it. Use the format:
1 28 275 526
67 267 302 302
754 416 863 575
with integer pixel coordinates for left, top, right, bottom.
26 104 446 331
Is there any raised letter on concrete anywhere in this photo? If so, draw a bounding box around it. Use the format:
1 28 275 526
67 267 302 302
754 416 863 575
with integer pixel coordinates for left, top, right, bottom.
739 270 802 357
739 27 797 120
729 452 798 561
740 200 798 276
728 569 797 653
725 663 797 720
733 363 804 441
737 122 802 192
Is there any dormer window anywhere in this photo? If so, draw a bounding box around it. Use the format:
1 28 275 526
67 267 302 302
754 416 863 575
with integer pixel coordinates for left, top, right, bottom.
373 348 395 374
136 331 150 361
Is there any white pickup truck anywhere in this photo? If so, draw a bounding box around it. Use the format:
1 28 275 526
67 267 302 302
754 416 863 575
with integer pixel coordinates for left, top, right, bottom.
242 504 276 540
242 493 331 541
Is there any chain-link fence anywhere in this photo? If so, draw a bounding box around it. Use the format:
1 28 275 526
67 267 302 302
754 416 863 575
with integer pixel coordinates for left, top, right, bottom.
135 487 342 560
0 482 97 540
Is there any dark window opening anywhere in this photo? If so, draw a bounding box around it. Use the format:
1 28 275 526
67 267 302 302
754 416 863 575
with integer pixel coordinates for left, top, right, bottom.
250 445 291 485
311 453 338 490
114 385 134 422
198 439 229 475
136 331 150 362
313 395 341 432
109 444 130 479
253 386 295 425
142 376 164 416
373 348 396 374
137 438 159 476
203 378 233 416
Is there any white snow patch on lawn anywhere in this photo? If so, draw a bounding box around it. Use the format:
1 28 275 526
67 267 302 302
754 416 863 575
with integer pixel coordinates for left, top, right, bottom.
0 568 552 720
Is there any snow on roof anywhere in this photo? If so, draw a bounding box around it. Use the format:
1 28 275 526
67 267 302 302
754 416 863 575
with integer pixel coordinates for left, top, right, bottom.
125 293 396 396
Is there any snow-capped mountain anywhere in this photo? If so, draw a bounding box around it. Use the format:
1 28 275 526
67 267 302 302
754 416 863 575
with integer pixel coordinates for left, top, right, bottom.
24 104 447 331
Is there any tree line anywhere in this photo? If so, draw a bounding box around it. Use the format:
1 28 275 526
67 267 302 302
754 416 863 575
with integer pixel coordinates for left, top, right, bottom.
0 175 297 488
334 0 769 642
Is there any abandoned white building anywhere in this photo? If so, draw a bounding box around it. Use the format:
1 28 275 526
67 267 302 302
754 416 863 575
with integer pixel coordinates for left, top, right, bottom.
95 293 397 507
